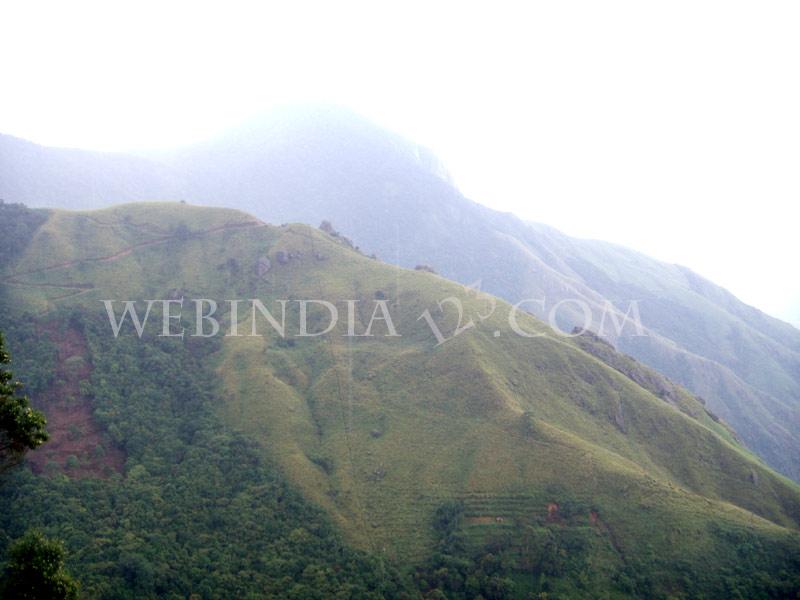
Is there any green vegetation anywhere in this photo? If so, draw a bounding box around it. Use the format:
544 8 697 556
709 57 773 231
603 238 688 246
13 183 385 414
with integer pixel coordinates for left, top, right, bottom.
0 201 48 271
0 310 417 598
1 530 79 600
5 108 800 485
413 495 800 599
0 325 77 598
0 202 799 598
0 331 49 475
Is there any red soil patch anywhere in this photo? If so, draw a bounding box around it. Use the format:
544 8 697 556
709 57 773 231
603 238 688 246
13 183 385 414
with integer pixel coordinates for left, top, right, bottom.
27 324 125 478
546 502 560 523
466 516 506 525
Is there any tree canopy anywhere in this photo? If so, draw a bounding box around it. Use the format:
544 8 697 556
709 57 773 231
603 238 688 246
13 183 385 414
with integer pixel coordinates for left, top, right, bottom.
0 331 48 475
1 530 79 600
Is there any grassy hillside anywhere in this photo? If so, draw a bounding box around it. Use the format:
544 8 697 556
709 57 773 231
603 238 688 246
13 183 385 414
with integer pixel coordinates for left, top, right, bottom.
1 202 799 598
3 110 800 485
3 108 798 485
521 221 800 481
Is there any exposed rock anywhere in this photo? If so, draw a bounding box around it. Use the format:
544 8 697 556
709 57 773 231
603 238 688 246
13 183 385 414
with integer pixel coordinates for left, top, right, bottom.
546 502 560 522
573 328 682 406
368 467 387 482
319 220 337 235
613 403 627 433
276 250 303 265
255 256 271 277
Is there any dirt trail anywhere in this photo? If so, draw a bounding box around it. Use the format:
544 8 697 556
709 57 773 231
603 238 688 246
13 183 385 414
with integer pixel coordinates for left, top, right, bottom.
8 219 264 280
27 325 126 478
9 219 269 476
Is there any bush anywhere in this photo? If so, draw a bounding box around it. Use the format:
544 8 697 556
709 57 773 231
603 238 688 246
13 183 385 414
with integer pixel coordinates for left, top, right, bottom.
0 530 79 599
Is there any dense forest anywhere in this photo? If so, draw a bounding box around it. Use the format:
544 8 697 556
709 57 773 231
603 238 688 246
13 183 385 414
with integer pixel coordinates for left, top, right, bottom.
0 310 417 598
0 201 47 271
2 310 799 598
1 202 799 599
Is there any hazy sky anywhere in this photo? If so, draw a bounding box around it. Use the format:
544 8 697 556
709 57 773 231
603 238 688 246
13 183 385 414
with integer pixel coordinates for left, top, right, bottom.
1 1 798 325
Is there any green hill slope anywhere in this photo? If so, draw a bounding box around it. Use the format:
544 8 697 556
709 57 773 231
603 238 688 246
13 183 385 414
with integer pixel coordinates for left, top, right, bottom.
2 107 798 484
176 108 800 484
1 202 799 598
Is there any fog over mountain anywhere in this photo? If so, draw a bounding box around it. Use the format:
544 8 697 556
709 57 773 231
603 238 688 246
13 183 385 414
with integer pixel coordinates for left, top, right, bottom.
4 3 798 331
4 1 800 595
2 106 799 483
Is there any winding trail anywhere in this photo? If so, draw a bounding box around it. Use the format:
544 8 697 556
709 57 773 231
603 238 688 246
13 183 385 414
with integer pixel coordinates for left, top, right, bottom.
2 218 266 311
7 219 264 280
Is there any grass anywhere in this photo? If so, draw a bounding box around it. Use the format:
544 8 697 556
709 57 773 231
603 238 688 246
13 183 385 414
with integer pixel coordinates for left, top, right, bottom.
3 201 800 595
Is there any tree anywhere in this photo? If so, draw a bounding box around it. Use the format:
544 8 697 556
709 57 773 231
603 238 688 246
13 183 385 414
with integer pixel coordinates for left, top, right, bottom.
1 530 79 599
319 220 337 235
0 331 49 474
173 222 191 240
0 202 47 270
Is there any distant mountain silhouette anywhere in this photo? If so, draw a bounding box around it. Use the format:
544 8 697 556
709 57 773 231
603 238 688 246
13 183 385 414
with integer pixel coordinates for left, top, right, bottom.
2 105 799 480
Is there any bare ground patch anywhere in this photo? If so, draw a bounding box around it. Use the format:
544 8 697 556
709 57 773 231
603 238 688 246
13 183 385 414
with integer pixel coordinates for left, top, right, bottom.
27 324 125 478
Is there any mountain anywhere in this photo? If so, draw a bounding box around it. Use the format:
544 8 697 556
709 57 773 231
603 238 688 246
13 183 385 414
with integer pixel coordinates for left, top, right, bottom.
1 202 799 598
0 133 182 209
788 302 800 329
2 106 799 485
